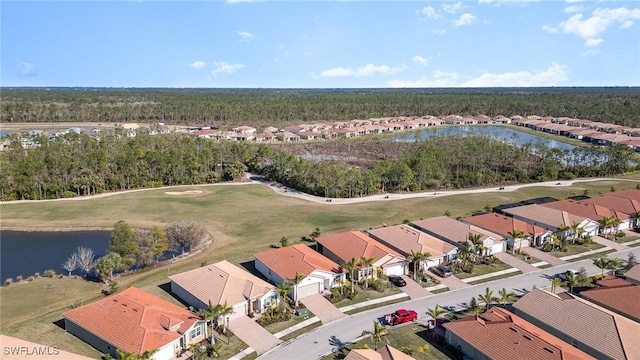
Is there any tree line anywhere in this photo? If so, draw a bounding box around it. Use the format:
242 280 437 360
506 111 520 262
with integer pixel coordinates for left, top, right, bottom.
1 130 635 201
2 87 640 128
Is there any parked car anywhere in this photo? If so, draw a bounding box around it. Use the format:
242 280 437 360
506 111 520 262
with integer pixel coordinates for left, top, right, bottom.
385 309 418 326
555 269 579 281
430 265 452 278
388 275 406 287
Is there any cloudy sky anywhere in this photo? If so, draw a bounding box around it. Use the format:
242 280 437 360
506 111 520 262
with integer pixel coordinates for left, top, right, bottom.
2 0 639 88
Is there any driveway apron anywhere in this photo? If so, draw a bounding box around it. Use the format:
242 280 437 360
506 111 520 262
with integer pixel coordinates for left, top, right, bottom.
426 270 469 290
397 275 430 299
591 235 627 251
229 315 282 355
525 247 567 266
493 252 538 273
300 293 348 324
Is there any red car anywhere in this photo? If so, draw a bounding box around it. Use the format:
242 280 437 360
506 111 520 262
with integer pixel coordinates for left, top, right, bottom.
385 309 418 326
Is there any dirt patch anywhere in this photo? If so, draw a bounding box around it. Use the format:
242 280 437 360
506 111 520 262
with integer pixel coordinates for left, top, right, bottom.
164 190 204 195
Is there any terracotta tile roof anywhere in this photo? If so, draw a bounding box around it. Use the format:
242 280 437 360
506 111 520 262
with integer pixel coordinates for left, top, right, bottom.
607 189 640 202
462 213 547 238
315 231 405 266
501 204 587 229
540 199 629 221
513 289 640 360
443 307 595 360
597 276 634 287
377 344 415 360
0 334 94 360
411 216 503 246
169 260 275 306
580 282 640 321
625 264 640 284
344 345 414 360
253 244 345 280
62 287 202 355
366 224 457 258
582 194 640 216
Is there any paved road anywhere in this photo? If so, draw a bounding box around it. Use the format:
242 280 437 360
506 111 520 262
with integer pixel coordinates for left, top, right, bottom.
257 247 639 360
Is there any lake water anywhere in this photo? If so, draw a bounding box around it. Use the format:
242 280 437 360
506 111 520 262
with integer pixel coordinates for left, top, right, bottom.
0 230 110 282
393 125 576 152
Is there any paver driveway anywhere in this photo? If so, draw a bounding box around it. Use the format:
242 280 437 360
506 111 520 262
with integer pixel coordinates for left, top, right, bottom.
300 293 348 324
229 315 282 355
494 252 538 273
426 269 469 290
396 275 430 299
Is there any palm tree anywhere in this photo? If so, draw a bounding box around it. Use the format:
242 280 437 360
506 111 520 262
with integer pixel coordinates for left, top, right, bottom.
217 301 234 334
290 272 306 309
508 229 527 253
408 250 430 280
608 257 622 276
478 287 497 307
342 257 359 294
276 281 292 309
197 300 220 345
425 304 447 323
359 255 376 288
593 256 609 278
362 320 388 351
565 271 577 293
599 216 614 237
498 288 516 305
468 233 483 256
551 277 562 294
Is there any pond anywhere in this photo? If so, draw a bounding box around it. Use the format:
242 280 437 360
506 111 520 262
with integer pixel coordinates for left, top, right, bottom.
0 230 110 282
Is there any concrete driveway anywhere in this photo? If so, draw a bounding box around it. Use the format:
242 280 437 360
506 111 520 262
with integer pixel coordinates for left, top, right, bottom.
396 275 430 299
493 252 538 273
525 247 567 266
300 293 348 324
591 235 627 251
229 315 282 355
426 269 469 290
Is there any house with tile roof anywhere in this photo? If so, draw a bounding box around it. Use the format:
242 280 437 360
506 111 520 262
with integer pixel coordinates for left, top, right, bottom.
169 260 278 321
411 216 506 255
580 279 640 322
253 244 347 300
462 212 552 249
583 192 640 229
366 225 458 269
315 231 408 280
0 334 94 360
624 264 640 285
443 307 595 360
540 199 631 233
512 289 640 360
500 204 600 239
606 189 640 202
62 287 206 360
344 345 415 360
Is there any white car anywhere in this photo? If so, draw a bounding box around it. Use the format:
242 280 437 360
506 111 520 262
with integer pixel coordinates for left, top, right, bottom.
556 269 579 281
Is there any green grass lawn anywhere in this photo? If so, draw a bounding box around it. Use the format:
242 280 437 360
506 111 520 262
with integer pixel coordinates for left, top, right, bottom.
2 176 640 353
467 271 523 285
453 261 512 280
549 242 605 258
511 251 540 264
344 297 411 316
330 286 403 309
320 324 456 360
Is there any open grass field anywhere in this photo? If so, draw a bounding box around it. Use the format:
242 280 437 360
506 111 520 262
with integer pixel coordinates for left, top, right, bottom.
2 174 640 357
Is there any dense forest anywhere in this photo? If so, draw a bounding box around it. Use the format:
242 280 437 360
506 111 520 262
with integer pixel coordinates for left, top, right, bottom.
0 131 634 201
2 87 640 129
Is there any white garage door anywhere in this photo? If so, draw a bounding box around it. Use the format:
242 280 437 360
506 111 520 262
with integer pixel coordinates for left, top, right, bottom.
491 242 505 254
296 282 321 299
383 264 405 276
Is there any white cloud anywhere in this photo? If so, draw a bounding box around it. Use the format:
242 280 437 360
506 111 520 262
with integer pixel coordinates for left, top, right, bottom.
544 7 640 46
17 62 36 76
321 64 407 78
412 56 430 66
454 13 478 27
565 0 584 3
189 61 207 70
211 61 244 76
442 2 465 14
564 5 584 13
238 31 255 42
478 0 540 6
417 6 441 20
433 29 447 36
226 0 261 4
581 49 600 56
387 62 568 87
585 38 603 47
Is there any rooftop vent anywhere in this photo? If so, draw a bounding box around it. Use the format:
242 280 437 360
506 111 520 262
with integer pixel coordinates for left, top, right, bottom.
544 347 555 354
509 327 518 333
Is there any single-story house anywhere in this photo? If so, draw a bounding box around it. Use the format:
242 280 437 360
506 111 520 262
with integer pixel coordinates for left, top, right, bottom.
580 279 640 322
443 307 594 360
513 289 640 360
254 244 347 300
624 264 640 285
0 334 94 360
412 216 506 255
540 199 631 233
169 260 279 321
62 287 206 360
583 193 640 228
344 345 415 360
315 231 408 279
366 224 458 269
462 212 552 249
500 204 600 239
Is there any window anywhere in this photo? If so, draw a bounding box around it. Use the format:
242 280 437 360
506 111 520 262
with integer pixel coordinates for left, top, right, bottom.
571 338 578 347
190 326 202 340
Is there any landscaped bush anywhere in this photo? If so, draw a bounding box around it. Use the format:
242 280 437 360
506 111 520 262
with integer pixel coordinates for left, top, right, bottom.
43 269 56 278
256 305 291 326
27 276 35 282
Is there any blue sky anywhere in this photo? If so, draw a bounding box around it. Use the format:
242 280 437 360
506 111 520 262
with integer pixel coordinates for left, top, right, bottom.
2 0 639 88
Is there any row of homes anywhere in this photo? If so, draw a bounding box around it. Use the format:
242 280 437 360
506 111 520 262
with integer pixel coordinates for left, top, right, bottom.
58 189 640 359
443 268 640 360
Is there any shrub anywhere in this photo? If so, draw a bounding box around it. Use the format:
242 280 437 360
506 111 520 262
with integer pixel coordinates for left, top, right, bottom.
27 276 35 282
16 275 23 282
43 269 56 278
256 306 291 326
61 191 77 198
4 278 13 286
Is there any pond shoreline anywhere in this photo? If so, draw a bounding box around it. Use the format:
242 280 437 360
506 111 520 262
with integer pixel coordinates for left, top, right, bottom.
0 226 113 232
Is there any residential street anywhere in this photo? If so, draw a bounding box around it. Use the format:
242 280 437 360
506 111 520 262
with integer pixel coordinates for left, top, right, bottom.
257 247 639 360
